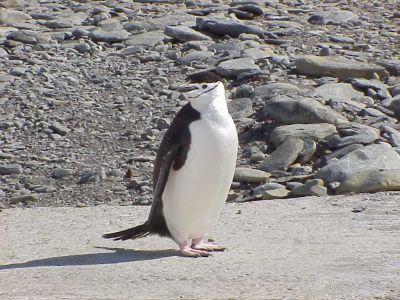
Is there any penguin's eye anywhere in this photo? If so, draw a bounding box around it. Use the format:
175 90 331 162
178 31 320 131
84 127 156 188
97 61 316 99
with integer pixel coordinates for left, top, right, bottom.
202 84 208 89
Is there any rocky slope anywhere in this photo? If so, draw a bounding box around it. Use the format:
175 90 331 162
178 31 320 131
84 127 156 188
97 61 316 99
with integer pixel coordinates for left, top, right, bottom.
1 0 400 207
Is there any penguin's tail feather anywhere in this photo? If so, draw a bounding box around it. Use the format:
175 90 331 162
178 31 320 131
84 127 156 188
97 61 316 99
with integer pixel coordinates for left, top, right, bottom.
103 222 151 241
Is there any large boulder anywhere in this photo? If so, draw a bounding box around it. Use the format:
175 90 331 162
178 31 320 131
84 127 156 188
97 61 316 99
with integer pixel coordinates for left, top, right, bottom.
258 138 303 172
315 143 400 184
295 55 386 80
263 95 347 125
270 123 337 146
336 169 400 194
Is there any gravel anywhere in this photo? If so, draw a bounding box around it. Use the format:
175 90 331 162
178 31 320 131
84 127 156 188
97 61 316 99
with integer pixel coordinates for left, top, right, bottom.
0 0 400 223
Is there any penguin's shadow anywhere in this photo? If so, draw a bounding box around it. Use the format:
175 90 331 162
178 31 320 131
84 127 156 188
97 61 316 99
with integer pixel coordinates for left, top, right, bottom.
0 247 178 270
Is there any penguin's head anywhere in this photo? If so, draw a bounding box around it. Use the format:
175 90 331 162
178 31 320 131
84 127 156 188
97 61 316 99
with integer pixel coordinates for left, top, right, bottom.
182 81 223 100
180 81 226 111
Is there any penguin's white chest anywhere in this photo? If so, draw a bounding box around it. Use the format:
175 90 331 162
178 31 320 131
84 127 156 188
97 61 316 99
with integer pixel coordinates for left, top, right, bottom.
162 111 238 243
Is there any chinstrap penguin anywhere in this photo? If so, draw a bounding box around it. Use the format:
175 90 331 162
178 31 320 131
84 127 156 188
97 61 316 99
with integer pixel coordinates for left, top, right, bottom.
103 79 238 257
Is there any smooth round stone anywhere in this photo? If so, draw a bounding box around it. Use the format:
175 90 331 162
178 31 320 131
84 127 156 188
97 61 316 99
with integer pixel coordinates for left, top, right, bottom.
234 167 271 183
262 188 290 200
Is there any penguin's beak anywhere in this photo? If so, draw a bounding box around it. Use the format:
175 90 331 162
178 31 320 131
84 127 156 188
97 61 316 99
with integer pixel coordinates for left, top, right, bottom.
177 85 197 93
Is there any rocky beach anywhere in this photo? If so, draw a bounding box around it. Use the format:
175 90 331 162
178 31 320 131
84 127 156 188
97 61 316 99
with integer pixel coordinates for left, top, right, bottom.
1 0 400 207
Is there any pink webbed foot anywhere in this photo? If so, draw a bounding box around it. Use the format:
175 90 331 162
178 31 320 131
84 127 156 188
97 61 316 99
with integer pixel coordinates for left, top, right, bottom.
191 238 225 252
179 241 210 257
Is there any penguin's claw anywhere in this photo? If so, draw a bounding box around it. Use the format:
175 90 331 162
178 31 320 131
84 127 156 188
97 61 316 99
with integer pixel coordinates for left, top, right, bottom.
180 245 210 257
191 242 225 252
191 238 225 252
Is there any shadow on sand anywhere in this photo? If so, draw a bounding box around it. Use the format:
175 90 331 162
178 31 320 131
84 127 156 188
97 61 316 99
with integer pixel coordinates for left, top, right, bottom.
0 246 178 270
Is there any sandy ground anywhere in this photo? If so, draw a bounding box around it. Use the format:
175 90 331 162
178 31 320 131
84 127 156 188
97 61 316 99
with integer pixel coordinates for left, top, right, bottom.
1 194 400 300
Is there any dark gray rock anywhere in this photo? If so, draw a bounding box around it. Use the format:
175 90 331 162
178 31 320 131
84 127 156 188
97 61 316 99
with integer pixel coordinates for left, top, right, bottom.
234 84 254 98
258 138 304 172
350 78 387 92
263 95 347 125
270 123 337 146
89 30 130 43
390 85 400 97
291 179 328 197
216 57 260 78
196 17 265 37
377 59 400 76
50 122 69 136
74 42 91 53
0 164 22 175
295 55 386 80
328 35 354 44
315 143 400 184
380 125 400 147
327 123 379 148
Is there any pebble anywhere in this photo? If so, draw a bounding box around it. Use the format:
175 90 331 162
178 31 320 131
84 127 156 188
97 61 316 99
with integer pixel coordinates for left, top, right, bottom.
291 179 327 197
52 168 72 179
262 188 290 200
253 182 286 195
50 122 69 136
